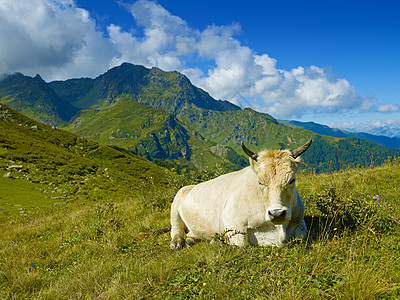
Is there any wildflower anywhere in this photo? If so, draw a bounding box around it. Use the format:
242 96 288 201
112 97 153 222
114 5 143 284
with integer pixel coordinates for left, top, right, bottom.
372 195 380 205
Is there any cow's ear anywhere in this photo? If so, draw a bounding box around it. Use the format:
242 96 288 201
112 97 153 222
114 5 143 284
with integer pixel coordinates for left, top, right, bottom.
249 157 257 170
293 156 303 171
294 156 303 164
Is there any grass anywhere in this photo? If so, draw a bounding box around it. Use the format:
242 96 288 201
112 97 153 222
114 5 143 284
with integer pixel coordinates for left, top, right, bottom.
1 158 400 299
0 169 61 215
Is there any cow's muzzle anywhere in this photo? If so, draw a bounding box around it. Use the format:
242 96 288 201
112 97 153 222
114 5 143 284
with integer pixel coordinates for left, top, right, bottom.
268 208 288 224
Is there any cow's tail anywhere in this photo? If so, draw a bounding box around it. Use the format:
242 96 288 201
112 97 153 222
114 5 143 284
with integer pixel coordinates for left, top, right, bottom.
170 201 186 249
170 186 193 250
139 227 170 237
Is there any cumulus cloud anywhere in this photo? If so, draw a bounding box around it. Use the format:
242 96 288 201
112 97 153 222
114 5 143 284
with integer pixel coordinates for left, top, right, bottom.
0 0 398 119
377 104 400 113
108 0 198 71
0 0 118 80
110 0 395 118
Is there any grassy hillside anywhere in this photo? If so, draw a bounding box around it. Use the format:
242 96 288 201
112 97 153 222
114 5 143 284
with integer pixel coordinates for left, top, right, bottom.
181 107 400 172
65 96 246 173
1 106 399 299
0 104 181 215
65 96 192 160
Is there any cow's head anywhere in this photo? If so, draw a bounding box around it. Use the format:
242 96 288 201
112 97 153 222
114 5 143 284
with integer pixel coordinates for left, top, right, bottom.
241 139 312 225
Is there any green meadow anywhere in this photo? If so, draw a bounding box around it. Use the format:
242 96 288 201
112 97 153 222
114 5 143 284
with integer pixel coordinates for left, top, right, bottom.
1 105 399 299
1 158 399 299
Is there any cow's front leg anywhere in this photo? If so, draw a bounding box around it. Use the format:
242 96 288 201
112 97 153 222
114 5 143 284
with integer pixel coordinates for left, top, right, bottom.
226 228 248 247
221 210 248 246
293 220 308 240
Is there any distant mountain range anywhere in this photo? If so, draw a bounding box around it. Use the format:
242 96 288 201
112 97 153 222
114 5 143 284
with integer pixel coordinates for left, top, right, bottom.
279 120 400 150
343 122 400 139
1 63 399 173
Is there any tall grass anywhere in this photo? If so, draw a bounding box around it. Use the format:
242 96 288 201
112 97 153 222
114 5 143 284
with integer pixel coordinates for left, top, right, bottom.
1 159 399 299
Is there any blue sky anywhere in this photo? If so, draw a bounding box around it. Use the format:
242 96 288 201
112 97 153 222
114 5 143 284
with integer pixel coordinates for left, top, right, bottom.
1 0 399 135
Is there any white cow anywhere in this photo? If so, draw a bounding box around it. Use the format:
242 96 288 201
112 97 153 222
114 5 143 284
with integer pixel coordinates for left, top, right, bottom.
170 139 312 249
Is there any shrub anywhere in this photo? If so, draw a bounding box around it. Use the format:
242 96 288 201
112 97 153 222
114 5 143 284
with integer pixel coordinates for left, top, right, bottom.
314 185 396 233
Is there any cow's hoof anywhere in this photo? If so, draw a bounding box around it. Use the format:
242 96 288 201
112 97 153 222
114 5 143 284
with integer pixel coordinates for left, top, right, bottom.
170 235 184 250
186 238 195 246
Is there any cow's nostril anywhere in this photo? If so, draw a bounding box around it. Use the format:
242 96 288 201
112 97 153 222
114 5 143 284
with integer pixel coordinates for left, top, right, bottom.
268 209 287 219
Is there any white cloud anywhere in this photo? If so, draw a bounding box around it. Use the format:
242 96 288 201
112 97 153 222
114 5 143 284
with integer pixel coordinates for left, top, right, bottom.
377 104 400 113
253 65 374 117
108 0 198 71
0 0 118 80
0 0 398 120
328 120 355 129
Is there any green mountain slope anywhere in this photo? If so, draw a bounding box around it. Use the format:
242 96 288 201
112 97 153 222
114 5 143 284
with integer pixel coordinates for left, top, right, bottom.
0 104 173 213
0 73 78 125
48 77 94 109
65 96 246 172
180 107 400 172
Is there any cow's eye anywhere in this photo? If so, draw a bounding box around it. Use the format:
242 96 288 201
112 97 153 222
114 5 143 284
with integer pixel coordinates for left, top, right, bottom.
289 178 295 185
258 181 265 189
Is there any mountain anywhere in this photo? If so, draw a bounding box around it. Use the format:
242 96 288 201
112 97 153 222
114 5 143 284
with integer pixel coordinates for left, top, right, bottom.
0 103 173 201
346 122 400 139
0 73 78 125
47 77 95 109
1 63 400 173
280 120 400 150
179 107 400 172
49 63 240 115
65 95 246 172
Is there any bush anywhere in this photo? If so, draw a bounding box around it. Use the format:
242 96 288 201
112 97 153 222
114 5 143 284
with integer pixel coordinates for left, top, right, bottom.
314 185 396 233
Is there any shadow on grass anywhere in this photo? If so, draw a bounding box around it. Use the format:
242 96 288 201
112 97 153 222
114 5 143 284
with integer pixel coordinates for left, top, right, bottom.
304 215 337 244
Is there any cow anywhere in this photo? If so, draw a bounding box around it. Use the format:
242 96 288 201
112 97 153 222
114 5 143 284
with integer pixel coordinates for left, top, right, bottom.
170 139 312 249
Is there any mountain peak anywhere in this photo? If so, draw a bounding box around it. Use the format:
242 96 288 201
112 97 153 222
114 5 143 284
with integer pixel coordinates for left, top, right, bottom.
50 62 240 115
33 74 44 82
0 72 25 85
104 62 150 77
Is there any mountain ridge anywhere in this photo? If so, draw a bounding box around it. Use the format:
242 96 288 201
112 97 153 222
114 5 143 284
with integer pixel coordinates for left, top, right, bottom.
1 63 400 173
49 63 240 115
0 72 78 125
280 120 400 150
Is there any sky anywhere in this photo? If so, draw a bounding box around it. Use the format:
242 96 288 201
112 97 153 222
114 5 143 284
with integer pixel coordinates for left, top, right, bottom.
1 0 399 135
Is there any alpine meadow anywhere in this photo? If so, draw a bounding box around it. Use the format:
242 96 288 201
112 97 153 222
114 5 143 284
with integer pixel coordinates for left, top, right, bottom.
1 63 400 299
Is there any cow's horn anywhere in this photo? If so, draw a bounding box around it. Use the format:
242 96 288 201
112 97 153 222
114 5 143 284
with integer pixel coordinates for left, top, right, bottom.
290 139 313 159
241 142 258 161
